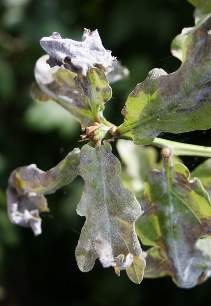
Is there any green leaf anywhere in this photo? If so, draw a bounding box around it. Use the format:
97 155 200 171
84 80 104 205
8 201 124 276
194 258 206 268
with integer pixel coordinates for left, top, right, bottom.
118 15 211 144
136 156 211 288
33 55 112 127
7 148 80 235
75 143 145 284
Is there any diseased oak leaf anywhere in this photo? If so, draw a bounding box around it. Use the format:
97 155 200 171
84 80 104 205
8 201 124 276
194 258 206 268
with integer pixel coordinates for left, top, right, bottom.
136 157 211 288
33 55 112 127
40 29 129 81
75 143 146 284
118 15 211 144
40 30 114 76
7 148 80 235
172 0 211 62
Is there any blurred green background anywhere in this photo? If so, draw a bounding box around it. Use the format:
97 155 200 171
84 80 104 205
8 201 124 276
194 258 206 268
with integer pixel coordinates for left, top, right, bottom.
1 0 211 305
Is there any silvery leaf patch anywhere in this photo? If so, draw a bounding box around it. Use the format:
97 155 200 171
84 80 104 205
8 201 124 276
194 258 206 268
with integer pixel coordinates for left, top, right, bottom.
7 148 80 235
75 143 146 284
40 29 129 81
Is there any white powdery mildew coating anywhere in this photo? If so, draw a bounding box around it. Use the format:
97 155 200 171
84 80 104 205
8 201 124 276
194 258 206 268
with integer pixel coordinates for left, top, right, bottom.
7 190 42 236
7 149 80 236
94 234 134 270
7 164 48 236
40 29 115 76
75 143 145 282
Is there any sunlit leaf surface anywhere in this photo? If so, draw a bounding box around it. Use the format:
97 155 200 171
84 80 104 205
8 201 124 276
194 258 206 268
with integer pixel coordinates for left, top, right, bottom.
118 15 211 144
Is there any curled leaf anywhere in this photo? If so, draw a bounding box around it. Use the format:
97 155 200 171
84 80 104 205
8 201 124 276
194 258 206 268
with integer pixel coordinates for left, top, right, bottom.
40 30 115 76
7 182 47 236
7 148 80 235
118 15 211 144
40 29 128 82
33 55 112 126
75 143 145 284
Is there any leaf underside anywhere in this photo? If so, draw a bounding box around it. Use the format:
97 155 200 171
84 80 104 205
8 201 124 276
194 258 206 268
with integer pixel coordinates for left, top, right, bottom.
7 148 80 235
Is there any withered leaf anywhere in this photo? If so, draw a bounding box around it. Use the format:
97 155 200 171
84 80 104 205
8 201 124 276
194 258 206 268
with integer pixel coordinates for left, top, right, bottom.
40 29 129 82
33 55 112 127
40 30 115 77
7 148 80 235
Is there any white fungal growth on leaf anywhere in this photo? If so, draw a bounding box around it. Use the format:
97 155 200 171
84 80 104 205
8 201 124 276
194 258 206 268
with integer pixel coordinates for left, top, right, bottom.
7 164 49 236
40 29 115 76
6 149 80 236
75 143 146 284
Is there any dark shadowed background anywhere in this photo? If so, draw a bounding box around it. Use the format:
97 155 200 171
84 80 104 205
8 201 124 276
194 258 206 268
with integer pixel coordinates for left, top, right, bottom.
1 0 211 305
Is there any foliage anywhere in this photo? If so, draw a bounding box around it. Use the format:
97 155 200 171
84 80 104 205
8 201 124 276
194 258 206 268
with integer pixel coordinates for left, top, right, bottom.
33 54 112 127
4 0 211 300
118 141 211 288
7 148 80 235
75 143 145 284
118 13 211 144
138 150 211 288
